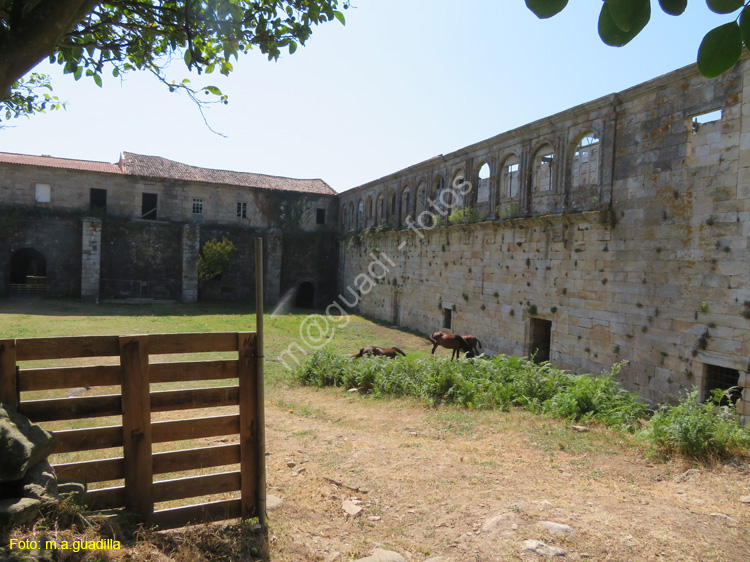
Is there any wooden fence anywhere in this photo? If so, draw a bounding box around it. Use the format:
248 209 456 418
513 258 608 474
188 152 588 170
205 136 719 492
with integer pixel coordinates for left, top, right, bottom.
0 332 265 529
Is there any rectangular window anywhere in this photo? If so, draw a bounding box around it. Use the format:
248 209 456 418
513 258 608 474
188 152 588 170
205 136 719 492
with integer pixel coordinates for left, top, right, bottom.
142 193 158 220
237 201 247 218
90 188 107 211
192 198 204 215
35 183 51 203
316 208 326 225
442 307 453 331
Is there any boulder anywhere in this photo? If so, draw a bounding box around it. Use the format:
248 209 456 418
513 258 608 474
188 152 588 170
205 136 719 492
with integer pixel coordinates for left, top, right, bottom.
21 459 58 503
57 479 87 503
0 404 57 482
0 497 41 527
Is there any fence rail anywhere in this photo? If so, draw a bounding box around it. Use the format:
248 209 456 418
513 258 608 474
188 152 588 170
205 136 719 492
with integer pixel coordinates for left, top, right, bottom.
0 332 264 529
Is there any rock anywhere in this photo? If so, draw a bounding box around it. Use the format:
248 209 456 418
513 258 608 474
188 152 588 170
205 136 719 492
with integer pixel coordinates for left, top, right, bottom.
267 494 284 510
0 498 41 527
674 469 701 484
710 513 739 524
571 425 589 432
342 500 362 517
739 495 750 504
537 521 575 536
0 404 57 482
482 512 517 533
57 479 87 503
356 549 406 562
21 459 58 503
520 540 567 557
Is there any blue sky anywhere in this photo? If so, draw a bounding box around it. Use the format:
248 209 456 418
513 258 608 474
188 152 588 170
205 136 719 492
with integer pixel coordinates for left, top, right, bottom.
0 1 736 192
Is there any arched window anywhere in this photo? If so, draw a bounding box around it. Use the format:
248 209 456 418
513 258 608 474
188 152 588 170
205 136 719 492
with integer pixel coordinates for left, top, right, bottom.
432 176 445 213
357 199 363 229
390 189 397 215
376 194 384 223
348 202 354 230
417 181 428 214
501 155 520 199
401 187 411 225
366 196 373 221
477 163 490 203
572 133 600 187
533 145 555 192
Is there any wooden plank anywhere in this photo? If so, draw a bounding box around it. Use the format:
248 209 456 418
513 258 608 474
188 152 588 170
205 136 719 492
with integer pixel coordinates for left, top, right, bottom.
152 415 239 443
150 386 239 413
152 499 241 530
19 365 121 392
239 331 264 520
150 360 238 384
53 425 123 453
54 457 124 483
148 332 244 355
19 394 121 422
0 339 18 408
153 444 240 475
86 486 127 511
152 471 241 503
119 335 153 524
16 336 120 361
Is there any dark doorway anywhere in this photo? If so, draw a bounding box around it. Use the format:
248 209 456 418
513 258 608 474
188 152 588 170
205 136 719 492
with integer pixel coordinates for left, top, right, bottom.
530 318 552 364
295 282 315 308
10 248 46 295
704 364 740 402
392 291 401 326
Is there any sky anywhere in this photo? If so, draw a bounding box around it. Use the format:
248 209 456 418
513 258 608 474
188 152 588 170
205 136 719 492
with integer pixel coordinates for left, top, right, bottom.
0 1 737 193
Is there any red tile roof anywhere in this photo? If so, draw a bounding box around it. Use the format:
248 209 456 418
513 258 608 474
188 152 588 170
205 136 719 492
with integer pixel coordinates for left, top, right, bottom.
0 151 335 196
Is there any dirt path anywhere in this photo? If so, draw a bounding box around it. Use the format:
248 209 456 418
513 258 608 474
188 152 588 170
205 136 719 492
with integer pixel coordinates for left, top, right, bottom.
262 384 750 562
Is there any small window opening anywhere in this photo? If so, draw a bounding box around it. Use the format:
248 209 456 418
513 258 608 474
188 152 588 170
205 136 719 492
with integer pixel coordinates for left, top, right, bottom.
237 201 247 218
703 364 740 404
35 183 51 203
142 193 158 220
90 188 107 211
442 307 453 331
692 109 723 132
316 208 326 224
529 318 552 364
503 157 520 199
477 163 490 203
192 198 204 215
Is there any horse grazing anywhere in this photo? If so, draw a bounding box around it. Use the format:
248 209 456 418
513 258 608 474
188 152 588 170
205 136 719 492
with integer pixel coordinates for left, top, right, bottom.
353 346 406 359
462 335 482 357
429 331 473 360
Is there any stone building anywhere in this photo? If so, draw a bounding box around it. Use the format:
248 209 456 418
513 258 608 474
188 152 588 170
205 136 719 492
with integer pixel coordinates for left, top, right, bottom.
336 59 750 419
0 151 339 306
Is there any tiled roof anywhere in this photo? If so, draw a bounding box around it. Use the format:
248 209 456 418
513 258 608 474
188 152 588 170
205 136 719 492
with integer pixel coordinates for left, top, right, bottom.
0 151 335 196
120 152 335 195
0 152 123 174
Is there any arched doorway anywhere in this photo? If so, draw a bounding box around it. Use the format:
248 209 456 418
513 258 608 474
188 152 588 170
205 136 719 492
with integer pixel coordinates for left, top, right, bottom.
10 248 47 295
295 282 315 308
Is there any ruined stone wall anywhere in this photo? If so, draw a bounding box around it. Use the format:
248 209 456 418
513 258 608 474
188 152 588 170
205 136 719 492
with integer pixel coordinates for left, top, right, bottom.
338 60 750 412
280 231 340 309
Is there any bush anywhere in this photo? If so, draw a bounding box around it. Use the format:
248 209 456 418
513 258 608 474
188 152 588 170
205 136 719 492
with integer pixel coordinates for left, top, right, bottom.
641 389 750 461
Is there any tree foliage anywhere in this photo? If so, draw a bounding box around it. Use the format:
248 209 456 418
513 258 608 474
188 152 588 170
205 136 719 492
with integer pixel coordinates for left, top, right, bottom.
0 0 348 124
525 0 750 78
198 236 236 280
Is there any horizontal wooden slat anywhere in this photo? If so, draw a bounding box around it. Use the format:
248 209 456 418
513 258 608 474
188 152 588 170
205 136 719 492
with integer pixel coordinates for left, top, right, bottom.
86 486 126 511
150 360 238 384
54 457 124 483
19 364 121 392
16 336 120 361
151 386 239 413
152 415 239 443
148 332 247 355
20 395 121 422
153 444 240 475
153 471 241 503
53 425 123 453
153 499 242 530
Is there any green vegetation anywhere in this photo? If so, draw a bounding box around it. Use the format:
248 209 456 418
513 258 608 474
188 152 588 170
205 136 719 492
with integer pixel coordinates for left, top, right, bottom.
448 207 479 224
198 236 236 280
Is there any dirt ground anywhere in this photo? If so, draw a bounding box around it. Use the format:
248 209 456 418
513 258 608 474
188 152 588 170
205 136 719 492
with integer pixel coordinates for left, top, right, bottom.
261 384 750 562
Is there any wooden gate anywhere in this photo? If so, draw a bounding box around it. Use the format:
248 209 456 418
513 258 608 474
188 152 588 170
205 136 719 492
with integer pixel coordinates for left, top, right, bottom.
0 332 265 529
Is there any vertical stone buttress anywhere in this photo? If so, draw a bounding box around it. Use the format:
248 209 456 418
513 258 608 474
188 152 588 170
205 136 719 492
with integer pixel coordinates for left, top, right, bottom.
264 231 282 305
80 218 102 301
182 224 200 303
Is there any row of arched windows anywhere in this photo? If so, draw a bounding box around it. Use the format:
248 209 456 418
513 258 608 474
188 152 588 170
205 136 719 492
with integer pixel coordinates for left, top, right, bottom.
341 133 600 232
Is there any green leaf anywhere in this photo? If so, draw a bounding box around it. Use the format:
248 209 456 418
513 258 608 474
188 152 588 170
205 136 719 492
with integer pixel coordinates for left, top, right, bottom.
184 49 192 66
706 0 744 14
289 41 297 54
658 0 687 15
606 0 650 32
93 74 102 87
73 67 82 81
740 5 750 50
599 1 650 45
525 0 568 19
333 10 345 24
698 21 742 77
204 85 222 95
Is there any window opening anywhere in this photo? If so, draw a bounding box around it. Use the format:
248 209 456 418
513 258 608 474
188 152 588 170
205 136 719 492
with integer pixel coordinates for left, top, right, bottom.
35 183 50 203
529 318 552 364
192 198 204 215
10 248 46 295
442 307 453 331
90 188 107 211
142 193 158 220
703 364 740 404
295 282 315 308
572 134 600 187
502 157 520 199
477 163 490 203
692 109 722 131
316 208 326 224
237 201 247 218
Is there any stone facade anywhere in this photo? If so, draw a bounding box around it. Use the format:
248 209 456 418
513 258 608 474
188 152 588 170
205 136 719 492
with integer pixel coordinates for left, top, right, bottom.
336 59 750 418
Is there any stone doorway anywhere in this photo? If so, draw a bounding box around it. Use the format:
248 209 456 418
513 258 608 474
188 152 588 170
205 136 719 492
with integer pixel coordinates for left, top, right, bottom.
10 248 46 295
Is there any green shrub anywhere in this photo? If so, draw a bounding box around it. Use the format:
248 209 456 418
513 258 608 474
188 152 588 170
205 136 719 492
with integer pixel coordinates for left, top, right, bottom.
641 389 750 461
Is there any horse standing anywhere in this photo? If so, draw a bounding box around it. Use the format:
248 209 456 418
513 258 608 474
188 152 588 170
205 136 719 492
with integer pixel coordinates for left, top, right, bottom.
428 331 473 360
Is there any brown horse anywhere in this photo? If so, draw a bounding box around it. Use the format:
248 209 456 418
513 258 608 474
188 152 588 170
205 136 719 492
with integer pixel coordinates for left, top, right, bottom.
462 335 482 357
353 346 406 359
429 331 473 360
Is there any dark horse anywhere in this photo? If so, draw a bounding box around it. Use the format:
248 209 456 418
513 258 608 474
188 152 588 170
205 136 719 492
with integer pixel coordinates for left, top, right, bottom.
353 346 406 359
462 335 482 357
429 331 473 360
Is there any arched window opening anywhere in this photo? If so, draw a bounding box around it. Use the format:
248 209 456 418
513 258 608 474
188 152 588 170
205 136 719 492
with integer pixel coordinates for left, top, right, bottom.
390 191 397 215
357 199 363 229
433 176 446 214
376 194 384 223
10 248 46 295
533 145 555 192
572 133 600 187
477 163 490 203
501 155 520 199
417 182 428 214
366 196 373 221
401 188 411 226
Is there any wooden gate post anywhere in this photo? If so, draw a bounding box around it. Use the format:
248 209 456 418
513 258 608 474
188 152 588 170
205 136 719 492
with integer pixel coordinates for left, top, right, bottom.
120 335 153 524
0 339 18 409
